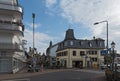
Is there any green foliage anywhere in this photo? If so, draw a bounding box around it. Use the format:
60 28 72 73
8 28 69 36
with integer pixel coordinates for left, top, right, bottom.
104 55 112 64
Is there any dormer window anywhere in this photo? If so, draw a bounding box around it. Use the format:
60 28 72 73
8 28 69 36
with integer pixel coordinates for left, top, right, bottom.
99 42 102 47
70 41 73 46
64 41 67 46
88 42 92 47
79 41 81 46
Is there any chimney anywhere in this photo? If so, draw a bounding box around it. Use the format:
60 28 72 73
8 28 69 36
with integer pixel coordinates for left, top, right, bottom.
93 36 95 40
49 41 52 47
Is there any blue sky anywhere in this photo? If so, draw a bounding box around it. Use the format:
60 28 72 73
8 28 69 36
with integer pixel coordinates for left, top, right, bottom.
19 0 120 54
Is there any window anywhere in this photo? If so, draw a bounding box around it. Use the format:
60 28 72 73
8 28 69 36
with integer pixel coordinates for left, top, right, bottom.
80 51 85 56
88 51 92 54
64 51 68 56
99 42 102 47
73 51 76 56
91 58 97 62
88 42 92 47
95 51 97 54
92 51 94 54
88 51 97 55
0 51 6 57
57 51 68 57
79 41 81 46
70 41 73 46
64 42 67 46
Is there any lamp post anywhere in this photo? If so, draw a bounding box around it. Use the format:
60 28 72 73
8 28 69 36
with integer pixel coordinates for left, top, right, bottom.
32 13 35 52
94 20 109 66
32 13 36 72
111 41 115 81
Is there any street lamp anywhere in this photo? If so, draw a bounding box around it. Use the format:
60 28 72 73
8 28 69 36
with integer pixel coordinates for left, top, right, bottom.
111 41 115 70
94 20 108 51
32 13 35 52
111 41 115 81
32 13 36 72
94 20 109 66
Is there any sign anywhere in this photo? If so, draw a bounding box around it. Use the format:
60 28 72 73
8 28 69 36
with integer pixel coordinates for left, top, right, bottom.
100 50 107 55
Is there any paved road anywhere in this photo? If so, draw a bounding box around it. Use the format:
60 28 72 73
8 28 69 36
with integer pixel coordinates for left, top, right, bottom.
30 70 104 81
1 69 106 81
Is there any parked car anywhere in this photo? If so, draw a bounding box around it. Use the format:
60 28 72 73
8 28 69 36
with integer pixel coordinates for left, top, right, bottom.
27 64 40 72
100 64 110 70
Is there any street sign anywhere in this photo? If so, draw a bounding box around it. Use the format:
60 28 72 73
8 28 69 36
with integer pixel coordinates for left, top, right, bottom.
101 50 107 55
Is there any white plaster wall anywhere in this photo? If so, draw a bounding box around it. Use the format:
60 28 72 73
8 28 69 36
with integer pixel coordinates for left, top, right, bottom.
13 34 24 50
0 32 13 43
0 14 13 21
13 35 21 44
0 0 17 5
50 45 58 57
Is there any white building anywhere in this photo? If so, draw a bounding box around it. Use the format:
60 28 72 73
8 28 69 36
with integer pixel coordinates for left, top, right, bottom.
46 41 58 68
0 0 26 73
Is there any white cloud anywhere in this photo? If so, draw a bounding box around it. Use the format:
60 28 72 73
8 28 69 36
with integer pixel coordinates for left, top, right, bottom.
45 0 120 53
46 0 57 7
26 22 41 29
24 29 57 53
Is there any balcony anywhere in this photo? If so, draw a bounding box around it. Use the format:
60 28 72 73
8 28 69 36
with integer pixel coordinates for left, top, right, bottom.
0 22 24 32
0 24 23 32
0 3 22 13
0 43 23 51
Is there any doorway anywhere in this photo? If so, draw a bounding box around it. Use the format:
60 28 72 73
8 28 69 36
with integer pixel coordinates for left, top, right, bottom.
72 61 83 68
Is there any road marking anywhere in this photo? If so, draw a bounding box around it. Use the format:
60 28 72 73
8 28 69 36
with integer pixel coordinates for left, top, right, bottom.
1 78 30 81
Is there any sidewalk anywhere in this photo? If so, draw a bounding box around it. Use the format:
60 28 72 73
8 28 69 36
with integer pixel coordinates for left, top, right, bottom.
0 68 68 80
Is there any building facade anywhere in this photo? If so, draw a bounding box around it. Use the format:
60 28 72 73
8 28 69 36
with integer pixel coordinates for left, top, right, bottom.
56 29 105 69
0 0 26 73
46 41 58 68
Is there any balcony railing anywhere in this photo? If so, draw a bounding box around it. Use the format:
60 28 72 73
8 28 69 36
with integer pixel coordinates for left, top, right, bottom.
0 3 22 13
0 20 24 32
0 43 23 51
0 24 23 32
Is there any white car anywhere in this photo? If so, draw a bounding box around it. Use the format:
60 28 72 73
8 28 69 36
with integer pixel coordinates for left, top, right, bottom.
100 64 110 70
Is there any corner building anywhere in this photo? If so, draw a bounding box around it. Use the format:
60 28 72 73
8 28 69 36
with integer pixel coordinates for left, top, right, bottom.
56 29 105 68
0 0 26 73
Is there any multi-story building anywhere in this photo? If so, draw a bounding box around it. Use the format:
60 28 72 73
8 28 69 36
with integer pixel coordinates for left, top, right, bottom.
47 29 105 69
56 29 105 68
0 0 26 73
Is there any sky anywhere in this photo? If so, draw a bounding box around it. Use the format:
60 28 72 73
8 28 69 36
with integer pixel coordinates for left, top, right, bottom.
19 0 120 54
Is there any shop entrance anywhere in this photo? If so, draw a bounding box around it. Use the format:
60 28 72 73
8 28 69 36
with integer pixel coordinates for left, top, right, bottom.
72 61 83 68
